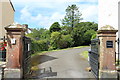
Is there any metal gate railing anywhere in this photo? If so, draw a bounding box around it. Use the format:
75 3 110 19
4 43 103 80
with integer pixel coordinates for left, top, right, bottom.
0 49 6 61
22 36 32 78
0 37 7 61
89 39 99 78
116 38 120 66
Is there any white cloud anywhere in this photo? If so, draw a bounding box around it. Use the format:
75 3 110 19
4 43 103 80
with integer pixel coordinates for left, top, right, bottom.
20 6 64 29
11 0 97 3
11 0 97 9
20 4 98 28
12 0 98 28
81 5 98 22
81 0 97 3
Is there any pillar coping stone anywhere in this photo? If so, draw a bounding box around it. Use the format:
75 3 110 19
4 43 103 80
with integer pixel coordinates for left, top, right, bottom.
5 23 27 32
97 25 118 34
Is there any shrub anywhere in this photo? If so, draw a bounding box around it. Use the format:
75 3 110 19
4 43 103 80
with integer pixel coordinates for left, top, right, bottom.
31 39 49 52
83 30 96 45
59 35 73 48
91 33 97 40
50 22 61 32
50 32 61 50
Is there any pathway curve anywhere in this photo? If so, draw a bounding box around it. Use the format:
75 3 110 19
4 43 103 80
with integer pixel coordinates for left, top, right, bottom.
31 47 95 79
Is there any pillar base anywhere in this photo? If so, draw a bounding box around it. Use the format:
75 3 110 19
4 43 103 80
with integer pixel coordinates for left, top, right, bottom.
4 68 22 79
99 70 118 79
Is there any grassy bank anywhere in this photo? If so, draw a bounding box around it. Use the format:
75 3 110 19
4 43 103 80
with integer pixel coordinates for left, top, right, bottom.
80 51 89 60
32 46 89 57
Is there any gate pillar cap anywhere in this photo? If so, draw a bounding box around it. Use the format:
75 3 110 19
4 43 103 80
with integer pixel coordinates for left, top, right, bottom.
5 23 27 32
97 25 118 34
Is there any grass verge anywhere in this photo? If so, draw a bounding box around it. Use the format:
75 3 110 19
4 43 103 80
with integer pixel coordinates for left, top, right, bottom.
32 46 89 57
80 51 89 60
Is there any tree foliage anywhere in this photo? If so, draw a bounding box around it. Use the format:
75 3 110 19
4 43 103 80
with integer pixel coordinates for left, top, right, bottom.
62 4 83 27
83 30 96 45
27 21 98 53
50 22 61 32
50 32 61 50
60 34 73 48
31 40 49 52
26 4 98 53
26 28 50 40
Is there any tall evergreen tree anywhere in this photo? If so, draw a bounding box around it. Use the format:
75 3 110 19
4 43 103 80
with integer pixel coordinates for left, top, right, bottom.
62 4 83 28
50 22 61 32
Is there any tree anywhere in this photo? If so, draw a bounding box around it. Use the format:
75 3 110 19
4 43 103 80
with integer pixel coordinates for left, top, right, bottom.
49 32 61 50
62 4 83 28
71 22 98 46
26 28 50 40
75 22 98 32
91 33 97 40
61 26 73 35
83 30 96 45
71 27 84 46
59 34 73 48
40 29 50 40
50 22 61 32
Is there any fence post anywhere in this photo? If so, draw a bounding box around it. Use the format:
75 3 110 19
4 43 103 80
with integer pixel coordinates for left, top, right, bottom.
97 25 118 79
4 24 26 79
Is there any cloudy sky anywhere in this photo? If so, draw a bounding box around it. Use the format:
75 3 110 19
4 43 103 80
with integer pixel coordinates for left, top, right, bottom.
11 0 98 29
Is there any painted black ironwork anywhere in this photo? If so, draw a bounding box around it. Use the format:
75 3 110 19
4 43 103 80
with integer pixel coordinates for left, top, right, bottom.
0 36 7 42
0 36 6 61
89 39 99 78
0 49 6 61
116 38 120 65
22 36 32 78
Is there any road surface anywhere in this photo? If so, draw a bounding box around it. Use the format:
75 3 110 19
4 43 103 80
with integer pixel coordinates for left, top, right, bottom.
31 47 95 79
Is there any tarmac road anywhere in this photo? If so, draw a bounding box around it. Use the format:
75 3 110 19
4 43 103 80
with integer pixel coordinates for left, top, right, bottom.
31 47 95 79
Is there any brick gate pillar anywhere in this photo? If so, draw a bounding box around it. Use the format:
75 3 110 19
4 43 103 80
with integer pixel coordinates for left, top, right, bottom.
4 24 26 78
98 25 118 79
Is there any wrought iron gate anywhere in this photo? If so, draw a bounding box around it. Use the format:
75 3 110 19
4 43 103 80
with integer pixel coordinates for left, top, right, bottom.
0 36 7 61
89 39 99 78
116 38 120 66
22 36 32 78
0 49 6 61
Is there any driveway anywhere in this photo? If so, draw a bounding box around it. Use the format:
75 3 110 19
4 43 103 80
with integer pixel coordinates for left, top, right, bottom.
31 47 95 79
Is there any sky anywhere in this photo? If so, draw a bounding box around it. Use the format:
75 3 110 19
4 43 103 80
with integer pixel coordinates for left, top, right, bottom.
10 0 98 29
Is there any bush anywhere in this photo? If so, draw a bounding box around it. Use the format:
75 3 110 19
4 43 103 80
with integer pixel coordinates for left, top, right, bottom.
91 33 97 40
83 30 96 45
71 27 84 46
59 35 73 48
50 32 61 50
50 22 61 32
50 32 73 49
31 39 49 52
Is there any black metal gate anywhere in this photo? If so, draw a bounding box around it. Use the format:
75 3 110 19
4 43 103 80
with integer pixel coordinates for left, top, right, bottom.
22 36 32 78
89 39 99 78
116 38 120 66
0 36 7 61
0 49 6 61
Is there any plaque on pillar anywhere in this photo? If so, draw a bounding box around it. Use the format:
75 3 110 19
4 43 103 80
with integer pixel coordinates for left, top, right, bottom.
106 41 113 48
11 38 16 45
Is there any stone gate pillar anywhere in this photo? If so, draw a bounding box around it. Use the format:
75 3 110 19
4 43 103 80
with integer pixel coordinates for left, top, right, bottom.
4 24 26 78
98 25 118 79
